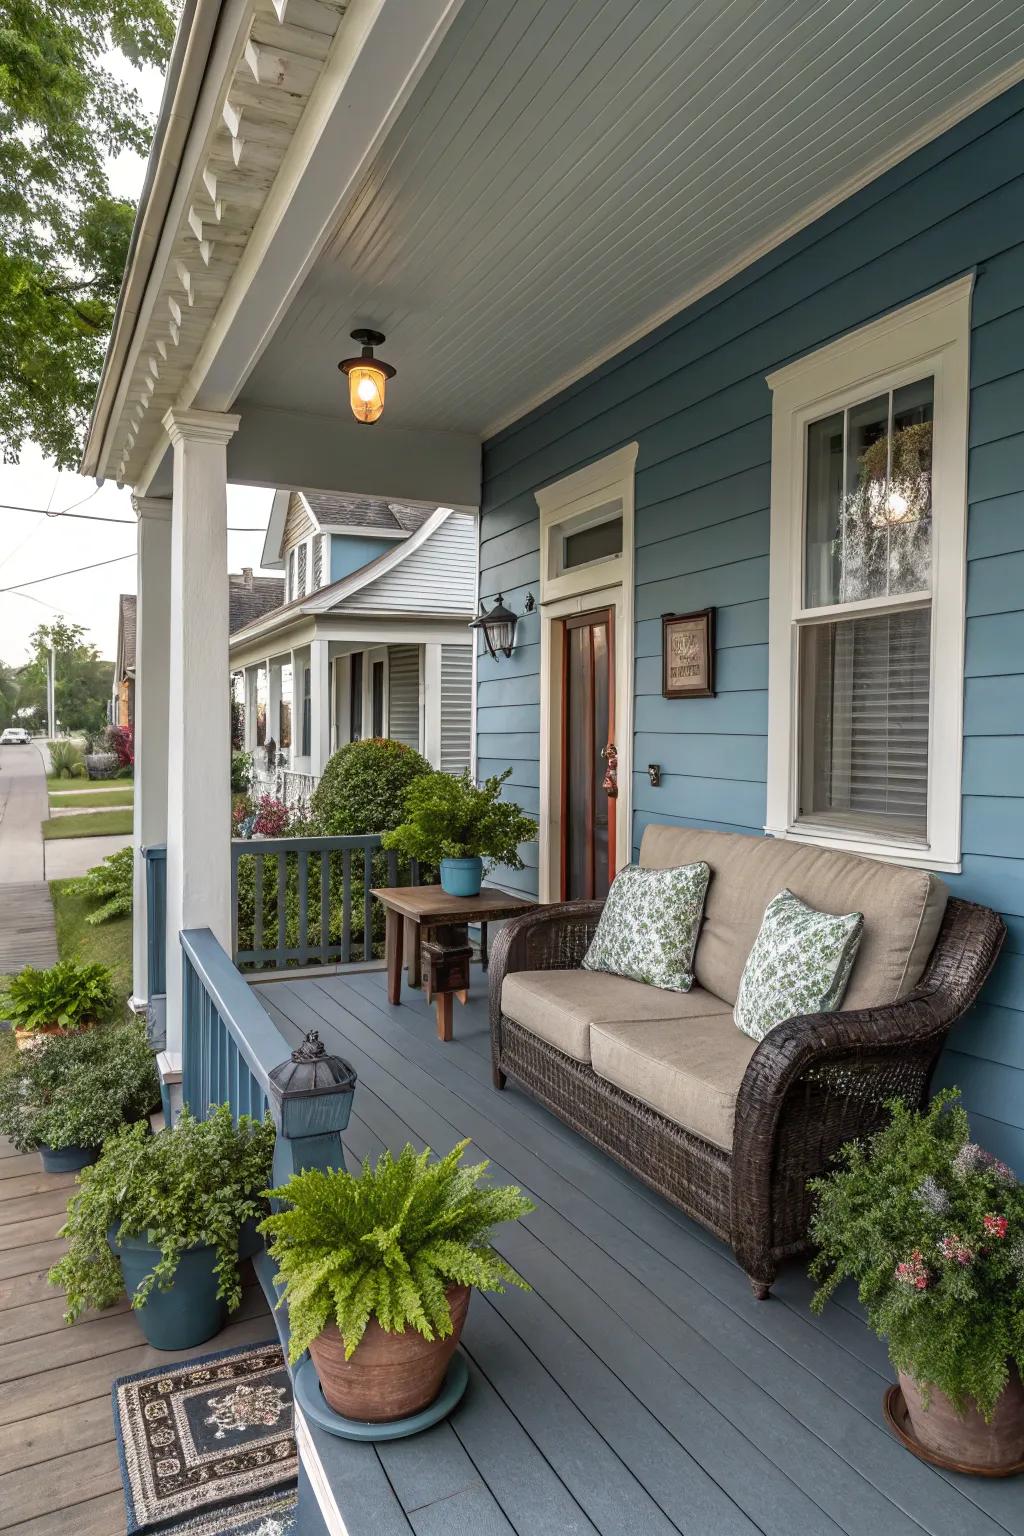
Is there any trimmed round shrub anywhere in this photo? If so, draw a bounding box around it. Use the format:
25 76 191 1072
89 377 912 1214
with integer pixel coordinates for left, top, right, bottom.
309 738 432 836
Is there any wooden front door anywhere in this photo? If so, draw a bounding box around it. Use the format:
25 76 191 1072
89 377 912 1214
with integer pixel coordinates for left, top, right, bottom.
560 607 617 900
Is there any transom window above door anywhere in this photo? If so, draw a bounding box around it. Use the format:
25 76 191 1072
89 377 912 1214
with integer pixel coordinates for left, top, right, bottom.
766 277 972 873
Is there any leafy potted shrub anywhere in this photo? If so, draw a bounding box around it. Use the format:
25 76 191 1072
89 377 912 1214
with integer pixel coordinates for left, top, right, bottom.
0 1019 159 1171
809 1091 1024 1471
65 846 134 924
384 768 537 897
262 1140 533 1421
48 1105 276 1349
0 958 116 1046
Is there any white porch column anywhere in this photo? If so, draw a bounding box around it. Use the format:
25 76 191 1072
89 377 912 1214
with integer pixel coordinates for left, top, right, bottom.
423 643 442 767
267 657 281 746
309 637 330 776
162 408 240 1054
130 496 172 1010
243 666 258 751
288 648 299 759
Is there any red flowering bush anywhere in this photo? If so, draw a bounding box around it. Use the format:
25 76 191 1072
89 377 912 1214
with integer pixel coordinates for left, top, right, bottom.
809 1091 1024 1420
252 796 290 837
105 724 134 767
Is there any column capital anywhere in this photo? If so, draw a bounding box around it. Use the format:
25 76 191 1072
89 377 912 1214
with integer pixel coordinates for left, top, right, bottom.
132 494 172 521
162 407 241 448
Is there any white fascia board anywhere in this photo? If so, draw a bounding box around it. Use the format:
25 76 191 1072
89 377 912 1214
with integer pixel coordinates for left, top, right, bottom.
261 487 291 571
304 507 452 612
298 491 321 534
184 0 468 414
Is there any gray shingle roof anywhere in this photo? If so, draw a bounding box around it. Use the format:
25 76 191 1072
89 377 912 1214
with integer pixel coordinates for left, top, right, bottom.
303 491 435 534
228 571 285 632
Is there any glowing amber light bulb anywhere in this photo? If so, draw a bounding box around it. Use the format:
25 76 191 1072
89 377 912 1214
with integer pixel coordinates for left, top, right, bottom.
338 330 396 425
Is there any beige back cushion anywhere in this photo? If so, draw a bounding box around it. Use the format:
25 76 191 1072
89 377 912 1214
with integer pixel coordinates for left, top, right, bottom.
638 825 948 1009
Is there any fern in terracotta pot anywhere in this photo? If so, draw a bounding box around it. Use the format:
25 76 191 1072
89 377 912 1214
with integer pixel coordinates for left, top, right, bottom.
809 1091 1024 1471
262 1140 533 1421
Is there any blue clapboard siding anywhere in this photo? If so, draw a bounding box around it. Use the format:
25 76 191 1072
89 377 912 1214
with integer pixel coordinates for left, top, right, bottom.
477 81 1024 1168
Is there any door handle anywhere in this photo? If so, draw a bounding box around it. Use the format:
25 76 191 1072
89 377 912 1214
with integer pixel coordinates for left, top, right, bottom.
601 741 618 798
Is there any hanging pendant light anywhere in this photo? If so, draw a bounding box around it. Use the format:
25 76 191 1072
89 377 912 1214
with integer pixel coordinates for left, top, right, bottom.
338 329 396 425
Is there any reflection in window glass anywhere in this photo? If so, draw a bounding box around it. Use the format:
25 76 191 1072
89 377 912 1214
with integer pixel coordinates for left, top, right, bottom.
804 377 933 607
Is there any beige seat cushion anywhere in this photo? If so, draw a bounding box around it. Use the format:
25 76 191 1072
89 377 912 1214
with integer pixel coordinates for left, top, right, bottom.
501 971 730 1064
639 825 947 1009
591 1012 756 1152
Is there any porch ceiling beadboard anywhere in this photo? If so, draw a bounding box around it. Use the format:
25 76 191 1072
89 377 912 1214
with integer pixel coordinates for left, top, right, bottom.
242 0 1024 440
477 81 1024 1169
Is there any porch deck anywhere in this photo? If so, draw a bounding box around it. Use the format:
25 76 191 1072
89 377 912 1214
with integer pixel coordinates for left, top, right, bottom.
0 1139 273 1536
254 966 1022 1536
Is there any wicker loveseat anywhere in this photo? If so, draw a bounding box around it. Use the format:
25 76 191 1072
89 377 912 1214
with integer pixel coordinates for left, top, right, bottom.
489 825 1005 1296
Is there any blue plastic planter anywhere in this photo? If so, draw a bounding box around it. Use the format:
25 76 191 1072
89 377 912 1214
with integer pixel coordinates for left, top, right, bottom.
38 1142 99 1174
440 856 483 898
109 1226 227 1351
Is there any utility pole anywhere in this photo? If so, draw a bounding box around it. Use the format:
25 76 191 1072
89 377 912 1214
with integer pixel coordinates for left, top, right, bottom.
47 644 56 738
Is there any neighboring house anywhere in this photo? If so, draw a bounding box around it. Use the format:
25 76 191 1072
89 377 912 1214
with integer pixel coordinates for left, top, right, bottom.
114 575 283 731
229 491 476 794
112 593 136 727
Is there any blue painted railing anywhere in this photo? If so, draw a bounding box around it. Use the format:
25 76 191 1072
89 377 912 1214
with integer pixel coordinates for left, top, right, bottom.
180 927 355 1187
143 844 167 995
231 834 419 972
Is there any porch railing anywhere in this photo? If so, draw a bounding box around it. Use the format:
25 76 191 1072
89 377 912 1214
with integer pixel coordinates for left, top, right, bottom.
143 845 167 1022
230 835 420 972
180 927 355 1186
280 769 318 807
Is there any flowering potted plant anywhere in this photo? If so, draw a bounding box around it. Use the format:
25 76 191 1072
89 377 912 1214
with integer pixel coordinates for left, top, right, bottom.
809 1091 1024 1471
383 768 537 898
262 1140 532 1421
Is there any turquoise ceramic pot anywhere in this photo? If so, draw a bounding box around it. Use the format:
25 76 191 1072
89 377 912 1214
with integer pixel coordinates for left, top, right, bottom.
440 856 483 898
38 1142 99 1174
110 1226 226 1350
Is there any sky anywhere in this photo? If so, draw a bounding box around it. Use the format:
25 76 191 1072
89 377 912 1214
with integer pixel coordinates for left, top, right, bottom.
0 45 277 668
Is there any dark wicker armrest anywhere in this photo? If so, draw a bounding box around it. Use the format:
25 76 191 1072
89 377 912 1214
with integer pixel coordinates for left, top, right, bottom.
488 900 604 1072
730 897 1006 1282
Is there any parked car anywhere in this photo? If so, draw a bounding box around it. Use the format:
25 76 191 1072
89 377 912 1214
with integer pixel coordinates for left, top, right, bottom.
0 728 31 746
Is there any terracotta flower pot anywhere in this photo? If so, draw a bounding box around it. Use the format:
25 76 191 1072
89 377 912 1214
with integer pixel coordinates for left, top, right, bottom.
899 1367 1024 1471
309 1284 471 1422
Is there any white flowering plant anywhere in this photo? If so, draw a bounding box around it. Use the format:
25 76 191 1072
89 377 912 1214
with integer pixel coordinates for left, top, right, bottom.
809 1090 1024 1419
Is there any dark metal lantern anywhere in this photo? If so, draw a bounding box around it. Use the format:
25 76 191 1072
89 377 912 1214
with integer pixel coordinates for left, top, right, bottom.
268 1031 356 1138
470 591 534 660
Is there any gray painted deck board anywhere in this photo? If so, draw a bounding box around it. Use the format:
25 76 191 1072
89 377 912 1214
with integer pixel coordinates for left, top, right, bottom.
255 969 1015 1536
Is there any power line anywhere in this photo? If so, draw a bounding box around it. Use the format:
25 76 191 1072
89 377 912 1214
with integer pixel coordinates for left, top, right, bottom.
0 552 135 592
0 502 269 531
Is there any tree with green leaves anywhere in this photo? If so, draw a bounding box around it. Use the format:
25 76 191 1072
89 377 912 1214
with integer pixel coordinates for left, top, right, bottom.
0 0 176 469
16 617 112 732
0 661 18 729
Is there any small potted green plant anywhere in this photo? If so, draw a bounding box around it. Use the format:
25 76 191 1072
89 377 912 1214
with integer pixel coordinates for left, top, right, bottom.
0 958 116 1047
809 1091 1024 1472
262 1140 533 1421
48 1105 276 1349
0 1019 160 1172
383 768 537 898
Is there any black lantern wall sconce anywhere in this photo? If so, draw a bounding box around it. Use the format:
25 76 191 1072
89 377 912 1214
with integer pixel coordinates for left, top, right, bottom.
470 591 535 660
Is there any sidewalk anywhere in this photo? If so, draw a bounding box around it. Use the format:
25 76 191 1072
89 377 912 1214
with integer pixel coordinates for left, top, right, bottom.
0 745 58 972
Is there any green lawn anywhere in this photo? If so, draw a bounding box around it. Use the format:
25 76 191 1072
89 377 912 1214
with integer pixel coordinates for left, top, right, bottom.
49 880 133 1009
42 808 134 840
46 773 134 789
49 786 134 808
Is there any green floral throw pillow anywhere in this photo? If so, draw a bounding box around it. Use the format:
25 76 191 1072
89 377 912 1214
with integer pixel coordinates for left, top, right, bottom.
581 861 710 992
734 888 864 1043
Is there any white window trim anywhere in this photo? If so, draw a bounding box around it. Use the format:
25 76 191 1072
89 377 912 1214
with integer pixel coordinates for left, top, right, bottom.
535 442 638 900
765 275 972 874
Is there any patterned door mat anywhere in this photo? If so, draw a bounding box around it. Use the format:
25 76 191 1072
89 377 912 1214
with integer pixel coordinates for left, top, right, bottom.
112 1340 297 1533
165 1489 297 1535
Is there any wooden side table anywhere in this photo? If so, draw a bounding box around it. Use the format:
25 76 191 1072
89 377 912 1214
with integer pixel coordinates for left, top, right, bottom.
371 885 537 1040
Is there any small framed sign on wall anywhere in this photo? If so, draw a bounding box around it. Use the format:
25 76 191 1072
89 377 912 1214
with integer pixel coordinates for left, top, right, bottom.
662 608 716 698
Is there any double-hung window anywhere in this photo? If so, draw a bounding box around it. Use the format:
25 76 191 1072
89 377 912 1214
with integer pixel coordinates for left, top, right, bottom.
765 277 971 873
